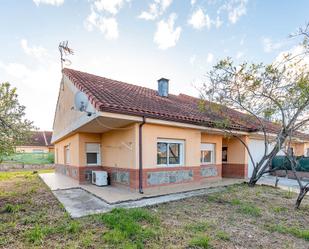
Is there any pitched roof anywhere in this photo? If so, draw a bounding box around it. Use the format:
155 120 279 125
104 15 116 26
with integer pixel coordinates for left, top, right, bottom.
62 68 308 138
23 131 53 147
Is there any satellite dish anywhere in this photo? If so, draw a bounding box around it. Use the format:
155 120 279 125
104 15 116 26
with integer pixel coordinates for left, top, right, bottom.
74 91 89 112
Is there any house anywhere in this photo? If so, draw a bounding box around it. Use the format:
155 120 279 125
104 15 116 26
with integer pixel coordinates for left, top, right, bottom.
51 68 309 192
16 131 54 153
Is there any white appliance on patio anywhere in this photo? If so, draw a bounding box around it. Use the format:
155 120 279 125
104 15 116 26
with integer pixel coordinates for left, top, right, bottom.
92 171 108 186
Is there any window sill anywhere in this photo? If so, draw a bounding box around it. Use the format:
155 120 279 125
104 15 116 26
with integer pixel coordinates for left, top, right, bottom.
157 164 184 167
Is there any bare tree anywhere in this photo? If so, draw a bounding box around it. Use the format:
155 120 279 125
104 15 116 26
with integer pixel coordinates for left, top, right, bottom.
200 23 309 187
283 135 309 209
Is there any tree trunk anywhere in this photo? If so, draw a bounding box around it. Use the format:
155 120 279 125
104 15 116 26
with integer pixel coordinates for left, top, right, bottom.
295 188 308 209
248 177 258 187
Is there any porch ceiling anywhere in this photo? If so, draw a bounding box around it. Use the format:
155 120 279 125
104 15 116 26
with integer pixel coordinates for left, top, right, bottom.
76 116 135 133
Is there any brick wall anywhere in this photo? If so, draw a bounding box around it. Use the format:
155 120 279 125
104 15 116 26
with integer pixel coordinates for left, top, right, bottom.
222 163 247 178
55 164 222 190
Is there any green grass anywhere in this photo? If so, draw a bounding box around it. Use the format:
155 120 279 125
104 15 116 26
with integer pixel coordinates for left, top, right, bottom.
185 221 212 233
189 235 211 248
230 199 261 217
1 170 309 248
3 152 54 164
3 203 21 213
266 224 309 241
272 206 288 213
100 208 159 248
0 169 53 181
216 231 230 241
283 189 294 199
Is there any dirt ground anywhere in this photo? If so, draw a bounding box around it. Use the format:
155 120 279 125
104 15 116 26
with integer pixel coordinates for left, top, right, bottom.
0 170 308 249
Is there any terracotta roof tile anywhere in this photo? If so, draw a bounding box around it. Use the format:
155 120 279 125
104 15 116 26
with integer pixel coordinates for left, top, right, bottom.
23 131 53 147
62 68 309 139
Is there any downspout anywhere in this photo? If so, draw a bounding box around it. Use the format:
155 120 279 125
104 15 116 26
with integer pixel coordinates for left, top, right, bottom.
139 116 146 194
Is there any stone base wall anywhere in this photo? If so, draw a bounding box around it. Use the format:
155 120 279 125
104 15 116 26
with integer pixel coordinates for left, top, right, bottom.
271 170 309 180
222 163 247 178
55 164 222 190
0 163 54 171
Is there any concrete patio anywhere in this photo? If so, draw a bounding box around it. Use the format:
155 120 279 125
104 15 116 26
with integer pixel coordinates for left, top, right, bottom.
40 172 245 217
40 172 245 204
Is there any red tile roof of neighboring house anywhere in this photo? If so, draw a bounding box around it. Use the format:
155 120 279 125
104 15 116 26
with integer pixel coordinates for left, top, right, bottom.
62 68 308 139
23 131 53 147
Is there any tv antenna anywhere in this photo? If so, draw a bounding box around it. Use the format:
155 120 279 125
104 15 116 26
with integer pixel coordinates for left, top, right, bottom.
58 41 74 70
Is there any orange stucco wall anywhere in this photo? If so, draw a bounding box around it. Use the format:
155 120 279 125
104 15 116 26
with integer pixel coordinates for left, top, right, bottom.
222 136 248 164
101 124 138 169
53 76 86 139
290 142 305 156
54 124 138 169
201 133 223 164
16 146 50 153
54 133 80 166
142 123 201 168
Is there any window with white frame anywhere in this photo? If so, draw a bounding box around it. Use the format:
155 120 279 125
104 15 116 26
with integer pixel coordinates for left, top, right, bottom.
200 143 215 164
86 143 101 165
157 139 184 166
65 145 70 165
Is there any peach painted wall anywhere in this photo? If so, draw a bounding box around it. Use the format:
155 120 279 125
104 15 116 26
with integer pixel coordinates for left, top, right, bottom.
15 146 50 153
222 136 248 164
304 143 309 156
101 124 138 169
201 133 223 164
142 123 201 168
54 133 80 166
53 76 85 139
79 133 102 165
291 142 305 156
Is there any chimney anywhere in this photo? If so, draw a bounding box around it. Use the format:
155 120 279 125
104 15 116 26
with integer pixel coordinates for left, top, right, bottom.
157 78 169 97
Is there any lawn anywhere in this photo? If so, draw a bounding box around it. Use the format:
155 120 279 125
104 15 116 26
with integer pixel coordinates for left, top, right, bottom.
2 152 54 165
0 171 309 249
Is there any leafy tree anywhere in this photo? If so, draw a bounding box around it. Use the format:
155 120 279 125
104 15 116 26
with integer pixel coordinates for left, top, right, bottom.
0 82 34 162
200 24 309 187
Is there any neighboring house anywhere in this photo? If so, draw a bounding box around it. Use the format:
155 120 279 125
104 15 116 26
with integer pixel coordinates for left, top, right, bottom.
51 68 309 191
16 131 54 153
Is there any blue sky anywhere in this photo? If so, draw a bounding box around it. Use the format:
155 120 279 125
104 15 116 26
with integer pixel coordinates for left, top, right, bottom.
0 0 308 130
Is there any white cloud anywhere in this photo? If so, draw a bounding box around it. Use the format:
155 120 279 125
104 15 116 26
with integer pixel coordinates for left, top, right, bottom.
274 45 309 68
189 54 196 65
206 53 214 63
191 0 196 6
20 39 48 59
220 0 248 24
154 13 181 50
138 0 173 21
0 40 60 130
236 51 244 59
85 9 119 40
33 0 64 6
213 16 223 28
188 8 211 30
262 37 285 53
94 0 126 15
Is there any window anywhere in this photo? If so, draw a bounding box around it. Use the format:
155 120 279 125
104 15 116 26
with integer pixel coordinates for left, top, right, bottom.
65 145 70 165
222 147 228 163
306 148 309 157
157 139 184 166
86 143 101 165
201 143 215 164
